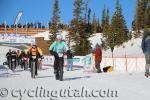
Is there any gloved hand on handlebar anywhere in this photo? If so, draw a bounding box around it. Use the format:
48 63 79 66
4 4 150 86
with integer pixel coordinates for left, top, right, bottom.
41 56 44 59
50 50 54 55
50 50 58 58
54 52 59 58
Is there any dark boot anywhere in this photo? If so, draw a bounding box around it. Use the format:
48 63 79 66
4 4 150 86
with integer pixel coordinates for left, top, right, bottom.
59 75 63 81
97 69 102 73
96 67 102 73
55 74 59 80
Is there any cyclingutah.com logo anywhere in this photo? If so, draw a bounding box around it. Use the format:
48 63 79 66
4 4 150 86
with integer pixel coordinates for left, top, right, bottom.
0 86 118 100
0 88 9 97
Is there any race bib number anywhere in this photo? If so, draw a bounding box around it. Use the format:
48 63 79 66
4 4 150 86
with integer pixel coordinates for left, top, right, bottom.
32 56 36 59
58 53 63 57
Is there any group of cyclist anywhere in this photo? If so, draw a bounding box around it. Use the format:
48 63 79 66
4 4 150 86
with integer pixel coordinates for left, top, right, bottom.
5 43 43 75
5 31 71 81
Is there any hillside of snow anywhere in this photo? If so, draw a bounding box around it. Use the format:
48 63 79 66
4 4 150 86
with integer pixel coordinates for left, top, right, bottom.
32 31 144 57
103 37 144 57
32 31 50 40
88 33 103 48
89 33 144 57
32 31 68 41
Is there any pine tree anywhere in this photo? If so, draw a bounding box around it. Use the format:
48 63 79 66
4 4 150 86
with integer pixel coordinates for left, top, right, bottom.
101 6 106 32
134 0 149 37
84 0 90 23
144 0 150 29
87 8 91 26
108 0 129 52
87 8 92 33
105 9 110 32
102 8 110 38
69 0 91 55
49 0 60 42
135 0 144 32
101 6 110 52
83 0 91 35
92 13 97 33
96 18 101 33
73 0 84 21
132 15 136 30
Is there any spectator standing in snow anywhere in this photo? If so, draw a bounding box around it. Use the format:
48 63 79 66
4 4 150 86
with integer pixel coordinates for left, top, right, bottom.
67 49 74 71
141 30 150 77
93 44 102 73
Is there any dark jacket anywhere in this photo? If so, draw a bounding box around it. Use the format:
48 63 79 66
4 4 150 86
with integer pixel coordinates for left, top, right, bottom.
20 52 28 58
142 35 150 53
67 50 74 59
6 52 12 58
11 51 17 59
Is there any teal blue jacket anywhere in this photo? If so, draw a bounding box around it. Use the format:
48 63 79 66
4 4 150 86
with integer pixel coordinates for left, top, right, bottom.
49 41 69 53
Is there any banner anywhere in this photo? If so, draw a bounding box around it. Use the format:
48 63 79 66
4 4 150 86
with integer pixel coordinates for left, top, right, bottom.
42 56 84 66
42 54 95 72
42 56 54 66
0 34 35 44
42 55 145 72
14 11 23 25
82 54 95 72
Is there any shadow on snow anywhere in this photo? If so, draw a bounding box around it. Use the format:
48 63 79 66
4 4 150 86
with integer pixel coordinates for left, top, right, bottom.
64 76 91 81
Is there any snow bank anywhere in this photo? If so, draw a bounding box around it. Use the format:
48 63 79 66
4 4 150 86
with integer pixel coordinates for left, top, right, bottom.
31 31 144 57
32 31 50 40
88 33 144 57
88 33 103 48
32 30 69 41
103 37 144 57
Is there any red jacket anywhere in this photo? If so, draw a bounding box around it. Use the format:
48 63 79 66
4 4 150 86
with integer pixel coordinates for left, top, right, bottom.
94 47 102 62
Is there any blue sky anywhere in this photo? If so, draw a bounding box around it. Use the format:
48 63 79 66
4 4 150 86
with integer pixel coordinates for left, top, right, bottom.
0 0 136 29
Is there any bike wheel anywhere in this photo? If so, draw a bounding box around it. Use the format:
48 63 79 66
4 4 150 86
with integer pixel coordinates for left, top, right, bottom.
21 61 24 69
59 60 63 81
31 61 35 78
12 62 15 72
8 60 11 69
25 62 28 70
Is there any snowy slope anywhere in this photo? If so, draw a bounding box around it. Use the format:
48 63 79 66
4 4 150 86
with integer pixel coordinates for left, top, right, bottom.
103 37 144 57
32 31 50 40
88 33 144 57
32 31 144 57
32 30 69 41
88 33 103 48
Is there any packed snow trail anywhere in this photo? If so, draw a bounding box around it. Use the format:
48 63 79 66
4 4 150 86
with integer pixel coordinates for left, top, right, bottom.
0 45 149 100
0 65 150 100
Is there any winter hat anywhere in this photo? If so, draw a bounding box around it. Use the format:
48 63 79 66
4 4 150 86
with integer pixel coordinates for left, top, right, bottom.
56 34 63 40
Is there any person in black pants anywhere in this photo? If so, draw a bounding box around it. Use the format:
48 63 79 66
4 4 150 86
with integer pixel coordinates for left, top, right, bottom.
6 49 12 68
49 34 69 81
67 50 74 71
141 30 150 77
11 50 17 70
